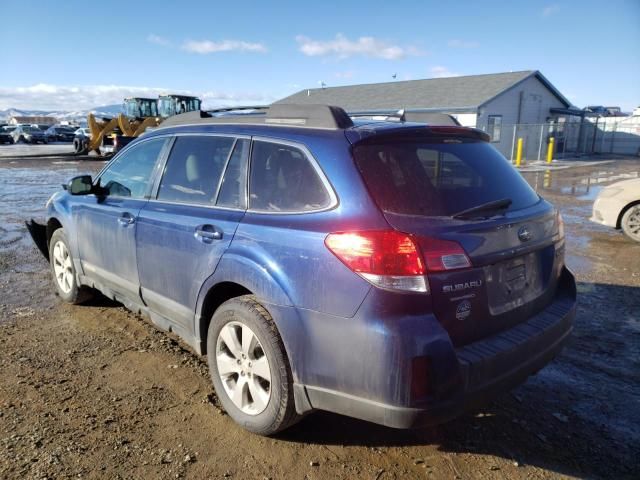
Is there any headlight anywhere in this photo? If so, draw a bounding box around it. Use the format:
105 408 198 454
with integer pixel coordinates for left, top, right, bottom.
599 187 623 198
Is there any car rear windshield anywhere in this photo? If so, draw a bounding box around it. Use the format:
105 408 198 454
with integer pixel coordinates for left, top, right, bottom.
353 139 540 217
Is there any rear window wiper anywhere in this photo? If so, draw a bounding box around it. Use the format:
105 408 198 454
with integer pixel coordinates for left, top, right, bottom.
451 198 512 219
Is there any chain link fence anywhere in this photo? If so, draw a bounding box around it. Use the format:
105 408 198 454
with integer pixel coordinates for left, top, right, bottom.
488 120 640 162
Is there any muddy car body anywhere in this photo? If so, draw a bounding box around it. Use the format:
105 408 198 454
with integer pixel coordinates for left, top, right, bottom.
29 104 576 435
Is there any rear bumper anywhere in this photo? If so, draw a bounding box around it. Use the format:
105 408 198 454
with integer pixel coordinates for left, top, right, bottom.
302 268 576 428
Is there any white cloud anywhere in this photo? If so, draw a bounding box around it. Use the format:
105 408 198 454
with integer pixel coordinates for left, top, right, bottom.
447 39 479 48
182 39 267 54
334 70 355 79
296 34 422 60
542 4 560 16
429 66 460 78
199 90 274 109
147 34 171 46
0 83 273 111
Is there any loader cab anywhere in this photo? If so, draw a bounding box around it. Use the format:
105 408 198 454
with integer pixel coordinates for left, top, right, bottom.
123 97 159 119
158 95 202 118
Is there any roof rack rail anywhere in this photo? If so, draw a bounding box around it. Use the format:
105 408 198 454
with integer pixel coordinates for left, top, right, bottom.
347 109 461 126
159 104 354 129
348 109 406 122
206 105 269 115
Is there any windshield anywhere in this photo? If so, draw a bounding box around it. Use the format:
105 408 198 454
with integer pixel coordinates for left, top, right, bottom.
353 139 540 217
3 126 16 132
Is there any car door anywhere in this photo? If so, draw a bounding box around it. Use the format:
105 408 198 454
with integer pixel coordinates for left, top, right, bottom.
73 136 170 300
136 134 249 329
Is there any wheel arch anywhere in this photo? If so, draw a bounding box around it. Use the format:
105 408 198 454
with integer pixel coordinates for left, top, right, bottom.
196 281 253 355
616 200 640 229
194 252 296 355
46 217 63 246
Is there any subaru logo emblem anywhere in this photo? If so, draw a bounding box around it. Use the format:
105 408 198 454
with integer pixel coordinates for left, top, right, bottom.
518 226 532 242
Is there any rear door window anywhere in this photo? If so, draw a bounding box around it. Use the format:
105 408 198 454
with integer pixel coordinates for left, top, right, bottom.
354 140 539 216
157 135 234 205
249 140 331 212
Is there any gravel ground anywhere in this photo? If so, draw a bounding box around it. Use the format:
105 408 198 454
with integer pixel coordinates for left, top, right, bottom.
0 154 639 479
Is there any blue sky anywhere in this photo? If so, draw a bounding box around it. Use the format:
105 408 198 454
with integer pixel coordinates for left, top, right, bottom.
1 0 639 111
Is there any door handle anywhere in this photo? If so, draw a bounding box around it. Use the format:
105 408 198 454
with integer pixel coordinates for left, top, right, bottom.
194 225 223 242
117 213 135 226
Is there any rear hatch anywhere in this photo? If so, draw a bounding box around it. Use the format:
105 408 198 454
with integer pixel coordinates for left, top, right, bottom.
352 128 565 346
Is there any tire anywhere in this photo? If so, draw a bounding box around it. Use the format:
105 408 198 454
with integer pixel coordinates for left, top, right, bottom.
621 204 640 242
48 229 93 304
207 295 300 435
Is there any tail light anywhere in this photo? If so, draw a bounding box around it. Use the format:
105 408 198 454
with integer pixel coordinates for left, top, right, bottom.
325 230 470 293
420 237 471 272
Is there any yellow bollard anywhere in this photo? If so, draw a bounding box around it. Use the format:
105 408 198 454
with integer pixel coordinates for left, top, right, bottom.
546 137 555 163
515 138 524 167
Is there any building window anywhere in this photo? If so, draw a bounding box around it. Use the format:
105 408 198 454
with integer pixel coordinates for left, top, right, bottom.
487 115 502 143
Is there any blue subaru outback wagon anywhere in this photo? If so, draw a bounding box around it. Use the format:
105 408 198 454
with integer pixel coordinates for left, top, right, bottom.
28 104 575 435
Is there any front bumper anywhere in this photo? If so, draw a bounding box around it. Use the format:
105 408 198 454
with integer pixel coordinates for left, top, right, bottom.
302 268 576 428
590 196 624 228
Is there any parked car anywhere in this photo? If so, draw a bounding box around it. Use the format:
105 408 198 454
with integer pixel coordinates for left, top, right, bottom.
44 126 77 142
73 127 91 153
27 104 575 435
12 124 47 144
591 178 640 242
0 126 15 144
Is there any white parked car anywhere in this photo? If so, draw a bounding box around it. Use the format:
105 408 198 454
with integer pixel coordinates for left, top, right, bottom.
591 178 640 242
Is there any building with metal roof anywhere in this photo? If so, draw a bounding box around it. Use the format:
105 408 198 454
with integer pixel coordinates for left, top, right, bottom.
8 115 58 126
276 70 579 157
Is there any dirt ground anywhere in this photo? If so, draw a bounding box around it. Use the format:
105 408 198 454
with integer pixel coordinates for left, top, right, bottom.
0 152 639 480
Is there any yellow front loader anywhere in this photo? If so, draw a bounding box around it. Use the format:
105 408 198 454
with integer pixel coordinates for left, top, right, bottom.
81 95 201 156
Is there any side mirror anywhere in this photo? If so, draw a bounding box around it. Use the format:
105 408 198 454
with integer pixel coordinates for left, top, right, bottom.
65 175 93 195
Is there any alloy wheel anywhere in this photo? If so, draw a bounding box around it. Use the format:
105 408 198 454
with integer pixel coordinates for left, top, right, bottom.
52 241 73 294
216 321 272 415
624 206 640 241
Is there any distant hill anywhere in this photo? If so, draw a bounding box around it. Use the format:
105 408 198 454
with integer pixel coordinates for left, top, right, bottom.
0 104 123 124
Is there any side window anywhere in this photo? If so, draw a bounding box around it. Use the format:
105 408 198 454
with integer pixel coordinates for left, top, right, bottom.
157 136 234 205
487 115 502 143
216 139 249 209
98 138 167 198
249 141 331 212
